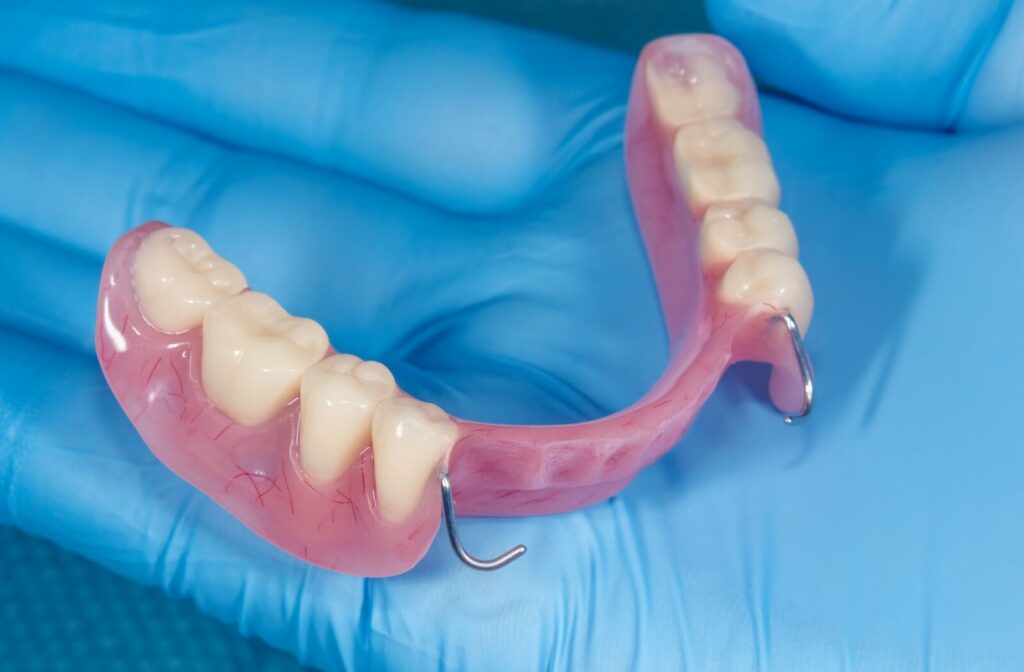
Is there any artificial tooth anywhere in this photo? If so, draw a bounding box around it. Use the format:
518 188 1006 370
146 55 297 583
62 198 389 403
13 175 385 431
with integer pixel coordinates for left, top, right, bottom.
133 227 247 333
202 292 328 426
718 249 814 333
371 397 457 523
673 118 780 216
699 201 799 273
299 354 397 484
645 49 740 127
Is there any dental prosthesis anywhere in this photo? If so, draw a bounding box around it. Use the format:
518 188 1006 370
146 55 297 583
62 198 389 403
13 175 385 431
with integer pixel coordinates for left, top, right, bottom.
95 35 814 577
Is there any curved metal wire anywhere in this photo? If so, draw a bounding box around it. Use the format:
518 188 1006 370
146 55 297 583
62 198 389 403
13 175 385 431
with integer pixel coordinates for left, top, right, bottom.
440 471 527 571
771 312 814 425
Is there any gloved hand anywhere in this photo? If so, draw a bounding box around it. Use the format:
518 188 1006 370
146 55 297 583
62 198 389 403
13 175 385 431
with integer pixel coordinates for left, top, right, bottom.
1 1 1023 669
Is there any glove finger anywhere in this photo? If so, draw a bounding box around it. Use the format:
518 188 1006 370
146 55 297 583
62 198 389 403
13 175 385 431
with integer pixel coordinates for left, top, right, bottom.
0 72 665 422
0 0 632 212
0 325 362 665
0 324 635 672
706 0 1024 130
961 1 1024 128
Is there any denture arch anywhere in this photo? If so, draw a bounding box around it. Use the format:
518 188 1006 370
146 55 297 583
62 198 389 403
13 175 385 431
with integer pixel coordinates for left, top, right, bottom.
95 34 814 577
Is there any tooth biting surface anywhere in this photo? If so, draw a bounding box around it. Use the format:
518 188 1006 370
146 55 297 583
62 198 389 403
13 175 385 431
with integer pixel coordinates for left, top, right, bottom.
299 354 396 484
673 118 780 216
202 292 328 426
133 227 247 333
371 398 457 523
700 202 799 273
645 50 740 127
718 249 813 333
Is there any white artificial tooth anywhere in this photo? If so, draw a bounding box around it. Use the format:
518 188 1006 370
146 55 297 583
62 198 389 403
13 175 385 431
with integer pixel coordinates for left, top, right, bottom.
718 249 814 333
202 292 328 426
645 50 741 127
299 354 396 484
371 397 457 523
673 118 780 216
700 202 799 273
133 227 247 333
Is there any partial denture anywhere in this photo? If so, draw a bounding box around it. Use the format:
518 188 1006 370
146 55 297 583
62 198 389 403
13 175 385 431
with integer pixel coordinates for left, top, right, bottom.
96 35 813 577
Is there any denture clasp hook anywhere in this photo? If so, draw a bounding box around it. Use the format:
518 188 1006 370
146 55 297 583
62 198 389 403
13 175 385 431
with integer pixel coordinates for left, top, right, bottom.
772 311 814 425
440 470 527 571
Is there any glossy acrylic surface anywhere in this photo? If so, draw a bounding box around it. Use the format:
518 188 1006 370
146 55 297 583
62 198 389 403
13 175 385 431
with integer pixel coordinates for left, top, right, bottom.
450 35 805 515
94 35 806 573
97 223 439 577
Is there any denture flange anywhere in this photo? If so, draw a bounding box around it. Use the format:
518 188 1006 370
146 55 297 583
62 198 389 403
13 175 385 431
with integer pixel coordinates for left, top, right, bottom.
99 223 441 577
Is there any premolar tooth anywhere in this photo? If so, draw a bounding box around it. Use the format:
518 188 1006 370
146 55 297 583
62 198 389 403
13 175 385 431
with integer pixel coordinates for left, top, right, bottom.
645 49 740 127
299 354 396 484
700 202 799 273
371 398 457 523
718 249 813 333
202 292 328 426
673 118 780 216
133 227 247 332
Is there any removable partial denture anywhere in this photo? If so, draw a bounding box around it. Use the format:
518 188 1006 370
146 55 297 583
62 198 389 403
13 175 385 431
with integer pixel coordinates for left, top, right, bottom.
95 35 813 577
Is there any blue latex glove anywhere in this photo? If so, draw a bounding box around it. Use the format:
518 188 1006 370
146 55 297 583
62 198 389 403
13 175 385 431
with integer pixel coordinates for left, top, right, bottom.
1 1 1023 669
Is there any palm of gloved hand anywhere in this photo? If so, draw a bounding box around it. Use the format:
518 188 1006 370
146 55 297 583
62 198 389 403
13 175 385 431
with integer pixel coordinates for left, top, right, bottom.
2 1 1024 670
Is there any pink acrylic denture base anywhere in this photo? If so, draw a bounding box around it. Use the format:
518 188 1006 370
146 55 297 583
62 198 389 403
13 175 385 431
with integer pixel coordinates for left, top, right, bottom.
95 35 805 576
97 221 439 577
449 35 803 514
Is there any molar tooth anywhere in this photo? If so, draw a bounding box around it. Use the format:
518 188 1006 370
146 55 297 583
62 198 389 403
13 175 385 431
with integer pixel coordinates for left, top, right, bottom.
202 292 328 426
371 398 457 523
700 202 799 273
673 118 780 216
299 354 396 484
718 249 814 333
133 227 246 333
645 49 740 127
